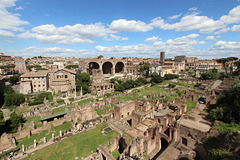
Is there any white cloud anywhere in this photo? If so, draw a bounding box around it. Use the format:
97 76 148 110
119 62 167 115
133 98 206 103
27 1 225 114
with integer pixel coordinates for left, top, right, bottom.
168 13 182 20
205 36 217 41
6 46 94 57
214 28 230 34
19 23 111 44
231 25 240 31
189 7 198 11
220 5 240 24
95 35 240 58
0 29 15 37
150 5 240 34
199 41 207 44
103 34 121 41
150 14 225 33
109 19 153 32
121 37 128 41
0 0 29 32
14 6 23 11
145 36 160 42
209 41 240 57
96 34 201 57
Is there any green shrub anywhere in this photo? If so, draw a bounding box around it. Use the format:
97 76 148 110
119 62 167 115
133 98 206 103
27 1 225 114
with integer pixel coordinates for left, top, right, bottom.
56 99 64 104
68 98 74 102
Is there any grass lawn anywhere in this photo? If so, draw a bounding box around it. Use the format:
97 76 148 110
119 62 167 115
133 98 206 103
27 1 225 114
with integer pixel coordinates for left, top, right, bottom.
24 116 41 124
112 148 120 159
17 121 73 149
186 100 197 111
95 109 106 115
23 123 119 160
78 98 94 107
17 130 51 149
52 107 66 114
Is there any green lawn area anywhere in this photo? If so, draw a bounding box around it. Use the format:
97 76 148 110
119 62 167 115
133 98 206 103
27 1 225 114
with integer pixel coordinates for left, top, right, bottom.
23 123 119 160
17 130 51 149
78 98 94 107
112 148 120 159
52 107 66 114
16 121 73 149
186 100 197 111
52 121 73 136
24 116 41 124
95 109 106 115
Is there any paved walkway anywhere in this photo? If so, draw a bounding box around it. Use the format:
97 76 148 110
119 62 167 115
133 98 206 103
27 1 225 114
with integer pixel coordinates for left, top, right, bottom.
210 80 222 89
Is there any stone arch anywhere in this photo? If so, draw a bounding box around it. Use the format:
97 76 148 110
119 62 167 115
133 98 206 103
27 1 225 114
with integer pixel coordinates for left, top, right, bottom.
118 137 127 154
102 62 113 74
88 62 100 75
160 138 168 151
115 62 124 73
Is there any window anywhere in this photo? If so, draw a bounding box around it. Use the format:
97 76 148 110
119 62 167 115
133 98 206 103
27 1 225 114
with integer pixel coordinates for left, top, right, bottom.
39 85 40 87
34 85 36 87
65 75 68 78
182 137 188 146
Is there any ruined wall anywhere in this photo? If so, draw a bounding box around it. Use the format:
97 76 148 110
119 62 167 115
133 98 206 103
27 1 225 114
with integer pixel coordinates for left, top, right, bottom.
114 101 136 120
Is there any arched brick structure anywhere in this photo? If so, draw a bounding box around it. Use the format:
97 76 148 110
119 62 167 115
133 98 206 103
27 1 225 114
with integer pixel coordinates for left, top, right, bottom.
102 61 113 74
84 56 127 75
115 62 124 73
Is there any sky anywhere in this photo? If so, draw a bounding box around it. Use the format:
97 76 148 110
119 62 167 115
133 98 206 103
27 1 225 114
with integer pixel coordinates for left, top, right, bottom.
0 0 240 59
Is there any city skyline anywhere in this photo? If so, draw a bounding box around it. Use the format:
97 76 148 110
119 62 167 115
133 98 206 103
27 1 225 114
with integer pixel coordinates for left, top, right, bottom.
0 0 240 59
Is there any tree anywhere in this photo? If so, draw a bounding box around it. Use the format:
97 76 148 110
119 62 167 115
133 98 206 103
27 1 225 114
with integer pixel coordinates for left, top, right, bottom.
76 73 91 94
6 112 24 133
138 62 151 77
8 75 20 85
65 65 79 69
209 81 240 123
216 57 238 74
4 93 25 107
110 78 116 84
4 85 15 94
115 84 125 92
164 74 179 80
151 74 164 84
136 77 148 86
0 110 4 127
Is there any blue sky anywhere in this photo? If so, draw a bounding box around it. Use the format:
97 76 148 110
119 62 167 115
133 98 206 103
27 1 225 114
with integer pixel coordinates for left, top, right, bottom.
1 0 240 59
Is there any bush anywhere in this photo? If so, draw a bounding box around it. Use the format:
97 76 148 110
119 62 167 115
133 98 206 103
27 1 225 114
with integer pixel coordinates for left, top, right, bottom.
28 92 53 106
164 74 179 80
151 74 164 84
56 99 64 104
168 82 176 88
115 84 125 92
4 93 25 106
136 77 148 85
110 78 116 84
68 98 74 102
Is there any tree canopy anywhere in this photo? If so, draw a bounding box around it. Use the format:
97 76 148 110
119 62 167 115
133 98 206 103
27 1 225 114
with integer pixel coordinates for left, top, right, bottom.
210 81 240 123
76 73 91 94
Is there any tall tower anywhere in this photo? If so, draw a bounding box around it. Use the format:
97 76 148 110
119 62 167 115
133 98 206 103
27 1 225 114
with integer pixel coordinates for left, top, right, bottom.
160 51 165 65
